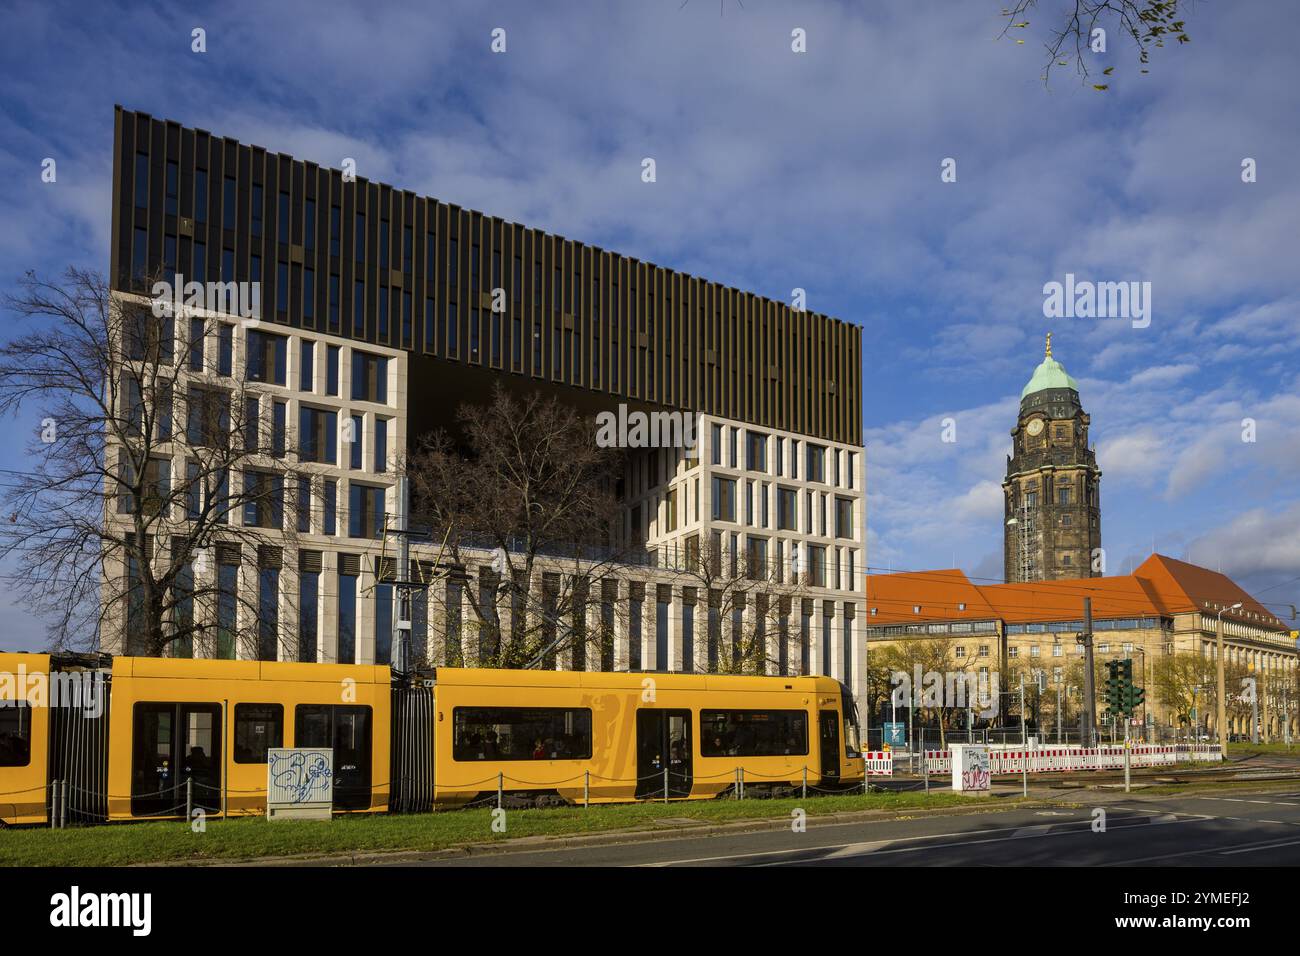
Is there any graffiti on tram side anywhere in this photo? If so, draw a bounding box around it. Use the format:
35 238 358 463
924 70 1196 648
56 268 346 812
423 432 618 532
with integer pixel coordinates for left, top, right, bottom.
269 749 334 804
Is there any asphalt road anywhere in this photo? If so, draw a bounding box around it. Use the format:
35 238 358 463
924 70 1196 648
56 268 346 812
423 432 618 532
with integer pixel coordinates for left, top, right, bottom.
398 789 1300 867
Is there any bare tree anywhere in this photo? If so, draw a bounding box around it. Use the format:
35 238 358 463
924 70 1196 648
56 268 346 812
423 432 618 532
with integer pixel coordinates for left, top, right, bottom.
1000 0 1193 88
664 535 802 675
405 384 628 669
0 268 299 657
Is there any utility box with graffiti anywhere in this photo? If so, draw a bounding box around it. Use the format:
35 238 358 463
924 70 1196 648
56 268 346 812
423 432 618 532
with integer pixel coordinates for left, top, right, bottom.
950 744 990 796
267 748 334 820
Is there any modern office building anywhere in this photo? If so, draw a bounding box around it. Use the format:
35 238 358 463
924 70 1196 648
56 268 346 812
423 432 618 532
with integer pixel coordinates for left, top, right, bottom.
104 108 868 710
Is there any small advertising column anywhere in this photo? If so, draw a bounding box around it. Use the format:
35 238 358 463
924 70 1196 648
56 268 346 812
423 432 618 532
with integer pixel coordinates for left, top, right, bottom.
950 743 991 796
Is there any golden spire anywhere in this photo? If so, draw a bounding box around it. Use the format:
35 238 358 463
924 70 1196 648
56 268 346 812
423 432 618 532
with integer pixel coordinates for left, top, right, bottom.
1045 331 1053 360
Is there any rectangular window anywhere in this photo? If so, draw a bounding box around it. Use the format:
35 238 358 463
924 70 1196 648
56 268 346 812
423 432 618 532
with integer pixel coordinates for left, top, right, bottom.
304 199 315 250
746 431 767 472
132 227 148 281
234 704 283 764
298 406 338 464
297 475 311 533
329 205 341 256
251 184 263 237
711 477 736 522
193 241 207 282
271 400 287 457
451 707 593 761
835 497 854 539
351 351 389 403
276 261 288 314
326 345 339 395
778 487 798 531
328 274 340 331
165 161 178 216
806 444 825 482
188 317 205 371
218 324 233 376
700 710 808 757
278 192 290 244
223 177 236 230
348 483 384 538
217 560 237 659
134 153 149 208
374 581 393 667
323 479 337 535
349 415 364 470
258 566 279 661
808 545 827 587
194 169 207 222
242 471 284 529
0 702 31 767
246 329 288 385
244 395 260 452
353 280 365 336
337 567 357 663
300 341 315 392
355 213 366 260
299 567 319 662
374 418 388 472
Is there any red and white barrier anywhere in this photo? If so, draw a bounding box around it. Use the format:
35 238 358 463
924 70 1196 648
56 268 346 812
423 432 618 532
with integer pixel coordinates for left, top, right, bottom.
863 752 894 776
920 743 1219 776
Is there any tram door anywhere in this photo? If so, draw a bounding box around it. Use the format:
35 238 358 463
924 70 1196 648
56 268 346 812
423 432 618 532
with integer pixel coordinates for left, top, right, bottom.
818 710 840 782
131 703 223 817
635 710 692 799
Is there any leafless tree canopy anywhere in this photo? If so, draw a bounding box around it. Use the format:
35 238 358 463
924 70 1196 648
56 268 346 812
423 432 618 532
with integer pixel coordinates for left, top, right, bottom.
406 385 627 669
1001 0 1192 88
0 268 297 656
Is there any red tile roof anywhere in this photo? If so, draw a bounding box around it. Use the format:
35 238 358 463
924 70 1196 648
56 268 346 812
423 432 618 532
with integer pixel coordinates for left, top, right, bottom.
864 553 1288 632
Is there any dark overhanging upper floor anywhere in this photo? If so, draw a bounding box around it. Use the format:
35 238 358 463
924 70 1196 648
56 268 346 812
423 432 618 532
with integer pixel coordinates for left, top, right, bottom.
109 106 864 447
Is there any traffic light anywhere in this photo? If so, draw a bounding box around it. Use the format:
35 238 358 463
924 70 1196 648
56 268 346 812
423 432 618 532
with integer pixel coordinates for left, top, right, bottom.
1104 660 1123 717
1105 659 1145 718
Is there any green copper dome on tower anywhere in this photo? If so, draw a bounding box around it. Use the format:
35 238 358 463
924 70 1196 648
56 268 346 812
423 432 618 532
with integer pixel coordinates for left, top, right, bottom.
1020 332 1079 399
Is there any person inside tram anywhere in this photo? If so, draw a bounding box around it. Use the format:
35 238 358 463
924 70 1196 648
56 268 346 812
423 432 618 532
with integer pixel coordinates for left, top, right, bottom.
482 730 499 759
532 737 546 759
185 745 209 775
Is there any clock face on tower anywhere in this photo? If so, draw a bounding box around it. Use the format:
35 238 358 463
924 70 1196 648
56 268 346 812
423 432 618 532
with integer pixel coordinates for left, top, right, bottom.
1026 418 1044 437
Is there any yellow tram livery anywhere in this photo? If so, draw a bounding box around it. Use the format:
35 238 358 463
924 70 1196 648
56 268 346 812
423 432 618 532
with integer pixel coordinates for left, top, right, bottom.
0 652 864 826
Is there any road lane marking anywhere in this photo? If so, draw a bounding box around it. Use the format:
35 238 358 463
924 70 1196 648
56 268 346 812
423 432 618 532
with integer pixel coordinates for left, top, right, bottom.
641 814 1200 867
1220 837 1300 856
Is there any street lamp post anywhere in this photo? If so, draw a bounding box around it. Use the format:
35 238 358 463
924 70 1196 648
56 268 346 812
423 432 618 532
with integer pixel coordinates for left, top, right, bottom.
1216 603 1243 755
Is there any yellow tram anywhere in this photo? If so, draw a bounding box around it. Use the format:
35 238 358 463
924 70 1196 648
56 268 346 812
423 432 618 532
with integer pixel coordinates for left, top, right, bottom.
0 652 864 825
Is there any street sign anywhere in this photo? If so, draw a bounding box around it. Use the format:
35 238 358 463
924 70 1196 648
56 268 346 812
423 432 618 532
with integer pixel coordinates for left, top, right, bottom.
883 722 906 747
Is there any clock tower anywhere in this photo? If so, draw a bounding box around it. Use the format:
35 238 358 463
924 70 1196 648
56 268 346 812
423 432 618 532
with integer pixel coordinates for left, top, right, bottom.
1003 334 1102 583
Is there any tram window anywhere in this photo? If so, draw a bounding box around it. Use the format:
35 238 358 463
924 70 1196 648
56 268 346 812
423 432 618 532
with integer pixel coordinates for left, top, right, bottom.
452 707 592 761
233 704 283 763
700 710 808 757
0 701 31 767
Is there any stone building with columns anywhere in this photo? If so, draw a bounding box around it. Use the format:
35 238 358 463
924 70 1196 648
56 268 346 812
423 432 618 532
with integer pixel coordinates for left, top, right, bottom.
864 555 1299 739
101 108 869 712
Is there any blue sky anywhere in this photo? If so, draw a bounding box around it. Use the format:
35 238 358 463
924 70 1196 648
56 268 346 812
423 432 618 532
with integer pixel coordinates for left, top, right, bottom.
1 0 1297 649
